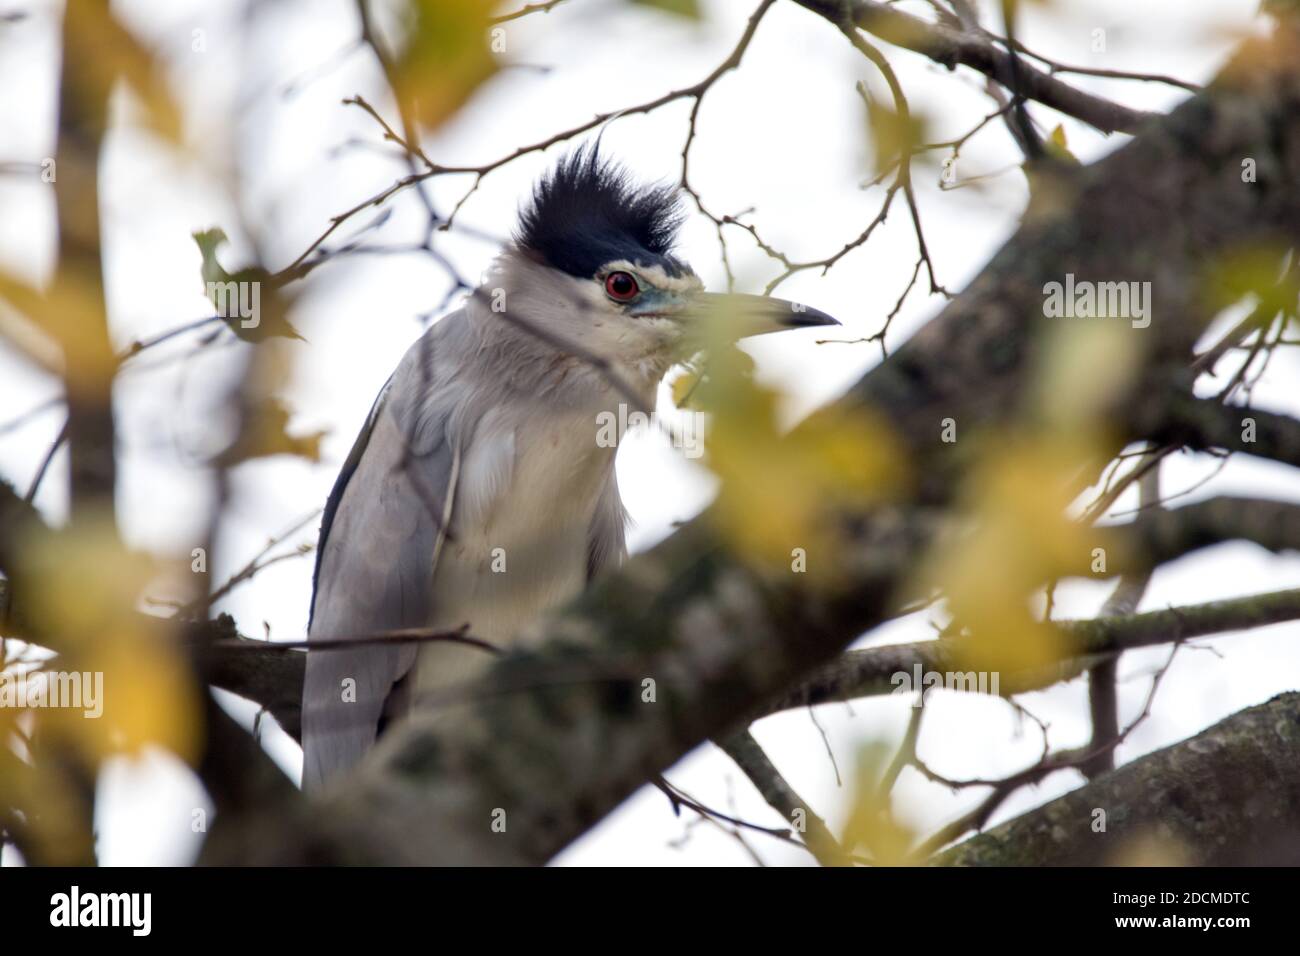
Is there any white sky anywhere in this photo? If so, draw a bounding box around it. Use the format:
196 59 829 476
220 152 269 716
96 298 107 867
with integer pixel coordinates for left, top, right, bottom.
2 0 1298 866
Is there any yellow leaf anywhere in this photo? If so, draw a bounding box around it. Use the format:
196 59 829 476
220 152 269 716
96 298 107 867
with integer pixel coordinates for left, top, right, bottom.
17 512 201 762
61 630 200 760
63 3 182 142
392 0 498 132
705 367 904 576
631 0 702 19
0 267 118 390
678 306 903 577
191 228 307 343
863 94 931 178
0 741 96 864
919 435 1113 673
670 368 704 409
1042 123 1079 164
1202 243 1298 320
1033 320 1140 433
841 741 917 865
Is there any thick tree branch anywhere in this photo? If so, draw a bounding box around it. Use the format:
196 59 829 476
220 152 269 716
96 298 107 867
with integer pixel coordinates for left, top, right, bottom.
936 692 1300 865
196 619 307 743
762 585 1300 716
198 581 1300 740
1122 496 1300 573
792 0 1158 133
52 0 118 524
1146 395 1300 471
197 694 297 816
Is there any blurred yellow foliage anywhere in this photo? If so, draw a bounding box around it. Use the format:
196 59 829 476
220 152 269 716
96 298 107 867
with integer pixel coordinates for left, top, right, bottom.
17 513 200 763
863 94 932 178
393 0 498 131
918 321 1138 673
1202 243 1298 322
702 347 904 576
669 347 754 410
670 368 702 409
0 268 118 392
631 0 702 18
0 743 96 865
1033 319 1140 430
1108 830 1192 867
841 741 917 865
63 1 182 142
921 435 1097 672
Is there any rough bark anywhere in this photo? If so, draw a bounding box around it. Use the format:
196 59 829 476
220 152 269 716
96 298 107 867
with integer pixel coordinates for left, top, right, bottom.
936 692 1300 866
197 617 306 743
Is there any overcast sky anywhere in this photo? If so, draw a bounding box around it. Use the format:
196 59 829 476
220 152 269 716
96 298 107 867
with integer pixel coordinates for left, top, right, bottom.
2 0 1297 865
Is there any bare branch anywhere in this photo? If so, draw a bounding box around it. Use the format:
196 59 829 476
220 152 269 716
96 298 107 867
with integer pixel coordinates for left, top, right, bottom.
717 729 852 866
763 585 1300 717
491 0 570 25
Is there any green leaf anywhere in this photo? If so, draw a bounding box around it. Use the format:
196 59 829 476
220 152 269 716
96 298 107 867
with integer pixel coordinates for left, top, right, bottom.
216 397 327 466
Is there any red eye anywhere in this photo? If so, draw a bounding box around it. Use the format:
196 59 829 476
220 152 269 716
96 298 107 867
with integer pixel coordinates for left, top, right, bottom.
604 271 640 302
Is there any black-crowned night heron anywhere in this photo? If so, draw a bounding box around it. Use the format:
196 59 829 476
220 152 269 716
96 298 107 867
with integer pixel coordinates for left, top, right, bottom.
302 146 838 789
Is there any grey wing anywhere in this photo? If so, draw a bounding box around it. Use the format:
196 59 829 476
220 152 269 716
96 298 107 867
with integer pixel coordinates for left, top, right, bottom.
587 465 628 582
302 324 463 790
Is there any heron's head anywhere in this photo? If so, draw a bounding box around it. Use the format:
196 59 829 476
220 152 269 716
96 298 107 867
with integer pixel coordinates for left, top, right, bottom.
481 146 837 390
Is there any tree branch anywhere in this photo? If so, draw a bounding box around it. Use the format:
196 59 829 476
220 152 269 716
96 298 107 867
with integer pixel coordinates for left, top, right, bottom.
717 730 851 866
1083 466 1160 778
1123 496 1300 573
196 619 307 744
761 585 1300 717
1147 395 1300 471
936 692 1300 865
792 0 1158 134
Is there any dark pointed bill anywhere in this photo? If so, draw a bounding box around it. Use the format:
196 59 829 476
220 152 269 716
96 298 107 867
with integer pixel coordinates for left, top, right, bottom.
685 291 841 339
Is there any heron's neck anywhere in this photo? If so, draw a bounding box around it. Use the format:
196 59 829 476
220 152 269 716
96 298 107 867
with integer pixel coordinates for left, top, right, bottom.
465 298 665 414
